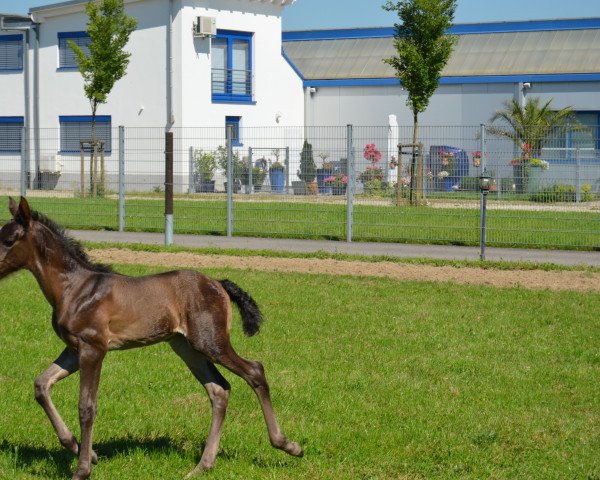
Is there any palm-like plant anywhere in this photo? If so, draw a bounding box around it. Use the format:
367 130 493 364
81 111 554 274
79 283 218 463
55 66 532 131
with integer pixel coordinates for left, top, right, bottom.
488 97 576 156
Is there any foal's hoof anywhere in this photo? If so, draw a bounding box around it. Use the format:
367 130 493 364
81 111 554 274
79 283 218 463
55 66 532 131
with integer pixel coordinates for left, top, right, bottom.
91 450 99 465
184 463 212 479
286 441 304 458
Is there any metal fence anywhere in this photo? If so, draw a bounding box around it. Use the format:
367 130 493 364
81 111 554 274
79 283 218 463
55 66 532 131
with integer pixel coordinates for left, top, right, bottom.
1 124 599 251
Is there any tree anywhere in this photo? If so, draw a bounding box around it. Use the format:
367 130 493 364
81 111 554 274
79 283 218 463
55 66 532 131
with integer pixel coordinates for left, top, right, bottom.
383 0 457 205
488 97 576 156
488 96 578 193
298 140 316 184
69 0 137 196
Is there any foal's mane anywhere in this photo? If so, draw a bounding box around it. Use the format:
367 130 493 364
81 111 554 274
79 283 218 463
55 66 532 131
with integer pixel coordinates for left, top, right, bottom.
32 210 113 273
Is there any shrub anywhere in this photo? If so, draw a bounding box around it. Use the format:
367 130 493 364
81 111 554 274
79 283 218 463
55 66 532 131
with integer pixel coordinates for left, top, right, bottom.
298 140 316 183
530 184 576 203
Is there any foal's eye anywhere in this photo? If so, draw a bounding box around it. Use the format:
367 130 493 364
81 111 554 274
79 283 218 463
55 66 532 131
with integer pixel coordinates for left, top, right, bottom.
2 239 14 248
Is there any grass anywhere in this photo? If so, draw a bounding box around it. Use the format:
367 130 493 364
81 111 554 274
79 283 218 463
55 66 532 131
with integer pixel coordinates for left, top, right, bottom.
1 195 598 250
0 265 599 479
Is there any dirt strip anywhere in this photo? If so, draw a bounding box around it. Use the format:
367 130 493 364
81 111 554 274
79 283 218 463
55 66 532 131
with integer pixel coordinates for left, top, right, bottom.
89 248 600 293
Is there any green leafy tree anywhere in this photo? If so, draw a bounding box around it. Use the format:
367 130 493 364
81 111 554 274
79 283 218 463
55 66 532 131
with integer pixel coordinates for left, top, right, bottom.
488 97 577 156
69 0 137 196
383 0 457 204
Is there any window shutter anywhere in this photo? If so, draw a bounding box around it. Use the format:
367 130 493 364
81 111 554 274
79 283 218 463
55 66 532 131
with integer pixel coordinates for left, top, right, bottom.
0 35 23 71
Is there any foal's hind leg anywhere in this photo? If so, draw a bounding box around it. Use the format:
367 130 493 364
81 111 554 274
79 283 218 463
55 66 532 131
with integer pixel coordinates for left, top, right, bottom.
34 347 98 464
169 335 231 477
216 347 303 458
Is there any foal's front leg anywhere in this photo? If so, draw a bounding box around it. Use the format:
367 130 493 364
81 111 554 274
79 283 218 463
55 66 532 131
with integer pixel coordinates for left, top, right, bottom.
72 343 106 480
34 347 98 464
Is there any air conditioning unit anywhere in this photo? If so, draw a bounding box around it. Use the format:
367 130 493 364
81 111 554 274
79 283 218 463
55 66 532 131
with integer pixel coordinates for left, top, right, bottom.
39 154 63 173
193 16 216 38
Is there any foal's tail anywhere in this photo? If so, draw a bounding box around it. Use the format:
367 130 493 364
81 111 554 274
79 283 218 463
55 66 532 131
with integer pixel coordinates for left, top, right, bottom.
219 279 263 337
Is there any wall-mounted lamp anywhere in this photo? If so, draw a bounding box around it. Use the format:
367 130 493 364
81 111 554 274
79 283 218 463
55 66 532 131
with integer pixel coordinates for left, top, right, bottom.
309 87 317 95
275 112 282 123
522 82 531 89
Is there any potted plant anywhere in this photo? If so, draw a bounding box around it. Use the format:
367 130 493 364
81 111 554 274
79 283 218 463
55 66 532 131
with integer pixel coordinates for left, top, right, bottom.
316 158 334 194
269 160 285 193
216 145 244 193
193 149 216 193
471 151 481 168
324 173 348 195
298 141 317 184
249 158 267 192
359 143 385 193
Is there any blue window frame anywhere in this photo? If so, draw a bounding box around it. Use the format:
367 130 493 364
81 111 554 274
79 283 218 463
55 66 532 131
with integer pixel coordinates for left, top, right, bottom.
58 31 90 69
0 117 24 153
59 115 111 153
225 116 242 146
211 30 253 103
0 34 23 71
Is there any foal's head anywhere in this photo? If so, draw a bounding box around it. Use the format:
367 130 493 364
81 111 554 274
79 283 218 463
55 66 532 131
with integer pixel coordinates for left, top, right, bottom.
0 197 34 279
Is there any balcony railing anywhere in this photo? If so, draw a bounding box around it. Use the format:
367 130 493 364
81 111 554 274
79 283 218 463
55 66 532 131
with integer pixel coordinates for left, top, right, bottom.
211 68 253 102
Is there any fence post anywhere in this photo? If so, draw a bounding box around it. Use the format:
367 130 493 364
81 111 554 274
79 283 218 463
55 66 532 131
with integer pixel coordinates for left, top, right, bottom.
285 147 290 193
479 124 487 261
20 126 27 197
165 131 174 246
575 148 581 203
118 126 125 232
346 124 354 243
188 146 194 194
246 147 253 194
480 124 487 171
226 124 233 237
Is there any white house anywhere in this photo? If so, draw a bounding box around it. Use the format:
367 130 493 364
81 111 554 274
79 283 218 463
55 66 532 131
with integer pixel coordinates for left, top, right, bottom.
0 0 304 191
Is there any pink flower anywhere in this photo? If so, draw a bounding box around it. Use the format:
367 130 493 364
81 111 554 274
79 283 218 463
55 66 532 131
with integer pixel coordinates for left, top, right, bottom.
363 143 382 163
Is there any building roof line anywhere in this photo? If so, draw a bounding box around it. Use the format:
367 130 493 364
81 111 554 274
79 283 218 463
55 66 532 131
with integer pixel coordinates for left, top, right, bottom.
283 17 600 42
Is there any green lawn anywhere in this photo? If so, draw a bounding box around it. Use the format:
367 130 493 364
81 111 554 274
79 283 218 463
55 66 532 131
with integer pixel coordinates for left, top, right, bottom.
1 195 598 250
0 265 598 479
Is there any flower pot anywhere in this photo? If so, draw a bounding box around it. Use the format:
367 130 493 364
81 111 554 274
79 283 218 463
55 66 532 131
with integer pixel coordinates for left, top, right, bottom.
443 177 458 192
195 179 215 193
527 167 545 193
269 168 284 193
316 168 333 194
292 180 307 195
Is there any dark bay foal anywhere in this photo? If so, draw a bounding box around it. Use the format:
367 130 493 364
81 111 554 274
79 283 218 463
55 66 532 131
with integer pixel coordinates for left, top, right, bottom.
0 197 302 479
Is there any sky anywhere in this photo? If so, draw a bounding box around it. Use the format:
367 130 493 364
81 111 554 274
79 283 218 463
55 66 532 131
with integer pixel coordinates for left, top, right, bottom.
1 0 600 29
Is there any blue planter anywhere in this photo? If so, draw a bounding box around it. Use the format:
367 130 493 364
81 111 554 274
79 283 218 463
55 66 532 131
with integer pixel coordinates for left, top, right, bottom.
316 169 333 194
443 177 458 192
269 168 284 193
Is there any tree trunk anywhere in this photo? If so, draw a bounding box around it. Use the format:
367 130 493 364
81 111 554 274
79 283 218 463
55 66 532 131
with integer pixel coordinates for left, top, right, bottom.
90 102 97 197
409 111 420 206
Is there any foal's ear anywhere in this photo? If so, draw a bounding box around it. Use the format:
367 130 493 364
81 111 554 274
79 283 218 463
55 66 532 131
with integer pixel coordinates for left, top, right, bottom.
15 196 32 225
8 197 18 217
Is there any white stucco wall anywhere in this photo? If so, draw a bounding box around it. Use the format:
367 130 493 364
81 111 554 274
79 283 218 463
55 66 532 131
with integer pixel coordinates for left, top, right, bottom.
0 0 304 191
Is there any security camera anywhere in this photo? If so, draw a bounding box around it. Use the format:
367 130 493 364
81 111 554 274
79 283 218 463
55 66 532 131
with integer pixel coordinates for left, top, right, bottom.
523 82 531 89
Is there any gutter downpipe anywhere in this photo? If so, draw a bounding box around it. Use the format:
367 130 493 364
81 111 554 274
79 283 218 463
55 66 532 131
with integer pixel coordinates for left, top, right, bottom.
167 0 174 131
33 23 40 188
0 16 36 189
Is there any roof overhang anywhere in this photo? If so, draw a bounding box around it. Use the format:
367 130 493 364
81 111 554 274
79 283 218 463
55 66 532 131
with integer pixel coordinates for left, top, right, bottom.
0 13 36 29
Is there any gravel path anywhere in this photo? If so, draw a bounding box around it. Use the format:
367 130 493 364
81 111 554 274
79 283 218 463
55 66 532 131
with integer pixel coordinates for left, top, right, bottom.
90 248 600 293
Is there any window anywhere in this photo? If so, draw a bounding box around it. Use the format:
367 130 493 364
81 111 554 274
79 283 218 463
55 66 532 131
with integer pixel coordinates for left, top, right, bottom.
0 34 23 71
59 116 111 153
226 116 242 146
544 112 600 162
58 31 90 69
0 117 24 153
211 30 253 103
